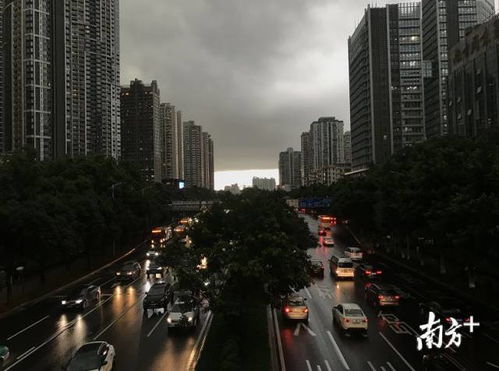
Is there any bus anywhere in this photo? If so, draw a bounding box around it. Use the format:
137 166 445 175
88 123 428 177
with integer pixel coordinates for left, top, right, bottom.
150 226 171 248
318 215 337 236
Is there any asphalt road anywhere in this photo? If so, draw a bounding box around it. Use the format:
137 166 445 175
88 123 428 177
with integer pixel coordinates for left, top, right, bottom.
275 214 499 371
0 251 211 371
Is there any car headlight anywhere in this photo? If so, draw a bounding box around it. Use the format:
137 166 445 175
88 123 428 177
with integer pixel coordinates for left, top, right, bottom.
157 267 162 270
204 281 210 287
127 272 132 275
167 318 172 323
155 252 159 256
75 299 83 304
146 253 150 256
187 316 193 322
116 272 121 275
61 300 67 305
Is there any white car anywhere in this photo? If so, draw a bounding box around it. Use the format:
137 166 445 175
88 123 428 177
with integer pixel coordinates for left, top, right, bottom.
282 295 309 322
345 247 363 261
65 341 115 371
323 237 335 246
166 299 200 329
146 249 160 258
332 303 368 336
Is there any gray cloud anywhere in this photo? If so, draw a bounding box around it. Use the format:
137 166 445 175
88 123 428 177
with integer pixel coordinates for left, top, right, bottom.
121 0 438 170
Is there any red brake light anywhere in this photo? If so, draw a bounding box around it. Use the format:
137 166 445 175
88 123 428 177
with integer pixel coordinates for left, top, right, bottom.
363 318 368 323
303 308 309 313
365 270 372 274
376 270 382 274
464 317 470 322
445 317 451 323
284 307 290 313
378 295 384 300
344 318 350 323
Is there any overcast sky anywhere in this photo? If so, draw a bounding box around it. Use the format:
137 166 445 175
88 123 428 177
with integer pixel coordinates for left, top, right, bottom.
121 0 498 173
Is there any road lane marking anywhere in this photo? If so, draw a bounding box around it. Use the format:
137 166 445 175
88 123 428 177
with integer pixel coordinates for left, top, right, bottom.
4 276 142 371
306 360 313 371
381 367 386 371
378 332 415 371
93 296 144 340
7 315 50 340
324 360 332 371
484 333 499 344
294 322 316 337
146 309 169 337
326 330 350 370
317 365 322 371
304 287 312 299
486 361 499 369
272 308 286 371
367 361 376 371
16 346 35 361
386 361 396 371
187 311 213 370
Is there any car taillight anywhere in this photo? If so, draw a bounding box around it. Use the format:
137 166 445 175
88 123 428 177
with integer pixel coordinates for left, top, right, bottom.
365 270 371 275
378 295 384 300
362 318 368 323
464 317 470 322
284 307 290 313
376 270 382 274
344 318 350 323
445 317 452 323
395 295 400 300
303 308 308 313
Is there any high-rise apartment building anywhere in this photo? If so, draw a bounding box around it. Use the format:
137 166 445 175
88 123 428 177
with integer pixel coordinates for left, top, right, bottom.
349 4 425 171
448 14 499 137
201 131 214 190
310 117 344 171
183 121 203 188
300 132 312 186
279 147 302 191
120 80 161 182
422 0 495 138
3 0 120 160
159 103 178 179
343 131 352 165
252 177 276 191
176 110 184 179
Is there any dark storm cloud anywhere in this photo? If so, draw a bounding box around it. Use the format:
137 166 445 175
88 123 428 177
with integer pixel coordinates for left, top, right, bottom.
121 0 407 170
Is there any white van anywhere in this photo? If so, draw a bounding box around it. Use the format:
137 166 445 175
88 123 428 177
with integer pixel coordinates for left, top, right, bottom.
329 256 355 280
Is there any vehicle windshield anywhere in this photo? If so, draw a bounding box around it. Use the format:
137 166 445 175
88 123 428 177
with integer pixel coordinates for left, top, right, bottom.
68 287 85 297
338 262 353 268
379 290 397 296
172 303 193 313
122 264 134 271
345 308 364 317
148 286 165 296
287 298 305 306
68 353 102 371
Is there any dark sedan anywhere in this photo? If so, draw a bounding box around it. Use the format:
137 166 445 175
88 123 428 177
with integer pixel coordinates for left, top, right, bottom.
308 260 324 278
143 282 173 311
61 284 101 310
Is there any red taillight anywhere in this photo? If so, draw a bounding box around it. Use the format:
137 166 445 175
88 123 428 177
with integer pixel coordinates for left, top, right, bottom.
365 270 372 275
303 308 309 313
284 307 290 313
395 295 400 300
378 295 384 300
445 317 451 323
344 318 350 323
363 318 368 323
376 270 382 274
464 317 470 322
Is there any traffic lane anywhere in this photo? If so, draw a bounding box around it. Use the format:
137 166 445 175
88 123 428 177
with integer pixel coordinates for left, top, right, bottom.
331 226 499 369
0 270 123 362
5 269 149 370
306 247 418 371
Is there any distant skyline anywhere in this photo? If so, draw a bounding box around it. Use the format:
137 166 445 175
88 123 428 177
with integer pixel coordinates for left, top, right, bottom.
121 1 498 171
215 169 278 190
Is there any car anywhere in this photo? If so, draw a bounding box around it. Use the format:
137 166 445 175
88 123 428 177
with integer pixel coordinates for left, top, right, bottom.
419 298 471 327
115 261 141 280
146 249 160 258
323 237 335 246
329 256 354 280
143 282 173 311
332 303 368 336
356 264 382 280
365 283 400 307
61 284 101 310
166 298 200 329
308 260 324 277
345 247 363 261
0 345 9 367
146 261 167 278
64 341 115 371
282 295 309 323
